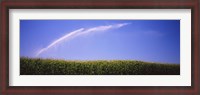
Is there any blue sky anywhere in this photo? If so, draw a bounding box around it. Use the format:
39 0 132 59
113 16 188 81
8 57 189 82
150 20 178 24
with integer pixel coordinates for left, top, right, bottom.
20 20 180 64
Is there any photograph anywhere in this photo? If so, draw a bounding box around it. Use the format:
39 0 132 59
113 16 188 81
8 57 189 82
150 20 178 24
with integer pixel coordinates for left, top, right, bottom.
20 20 180 75
1 0 198 94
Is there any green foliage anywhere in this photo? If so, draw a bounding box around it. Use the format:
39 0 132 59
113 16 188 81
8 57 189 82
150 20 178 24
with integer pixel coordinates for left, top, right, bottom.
20 57 180 75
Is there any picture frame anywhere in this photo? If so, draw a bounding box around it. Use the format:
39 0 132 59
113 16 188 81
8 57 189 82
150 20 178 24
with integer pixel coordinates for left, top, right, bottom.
0 0 199 94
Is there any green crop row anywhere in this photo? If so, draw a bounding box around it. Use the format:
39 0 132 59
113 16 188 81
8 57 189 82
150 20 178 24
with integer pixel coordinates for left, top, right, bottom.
20 57 180 75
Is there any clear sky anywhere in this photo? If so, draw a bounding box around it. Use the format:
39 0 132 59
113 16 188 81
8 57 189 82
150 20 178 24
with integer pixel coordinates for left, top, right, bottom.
20 20 180 64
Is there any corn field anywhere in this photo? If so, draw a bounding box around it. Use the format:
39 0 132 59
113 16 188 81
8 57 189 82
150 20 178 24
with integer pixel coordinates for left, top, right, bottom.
20 57 180 75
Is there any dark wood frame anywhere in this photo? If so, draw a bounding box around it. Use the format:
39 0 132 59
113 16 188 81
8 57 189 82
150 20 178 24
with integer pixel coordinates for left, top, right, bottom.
0 0 199 95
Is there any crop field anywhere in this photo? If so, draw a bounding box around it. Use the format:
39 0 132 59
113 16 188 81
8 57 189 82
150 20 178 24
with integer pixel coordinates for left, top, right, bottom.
20 57 180 75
